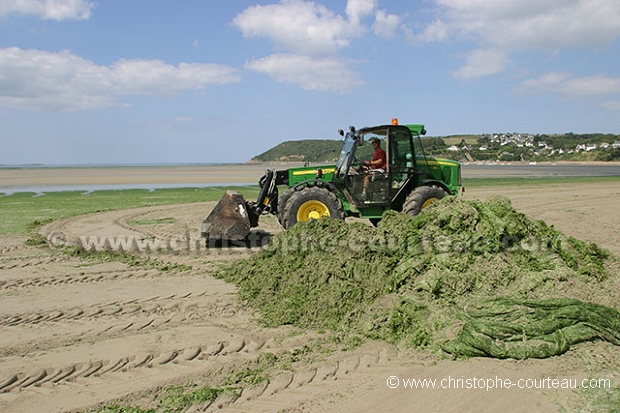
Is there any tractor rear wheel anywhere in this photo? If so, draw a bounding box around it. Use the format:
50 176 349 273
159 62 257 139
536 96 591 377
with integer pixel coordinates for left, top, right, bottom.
281 187 344 229
402 185 447 216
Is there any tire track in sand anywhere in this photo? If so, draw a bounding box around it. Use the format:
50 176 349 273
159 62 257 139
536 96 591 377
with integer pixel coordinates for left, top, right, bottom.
0 267 169 290
0 291 229 327
0 336 272 394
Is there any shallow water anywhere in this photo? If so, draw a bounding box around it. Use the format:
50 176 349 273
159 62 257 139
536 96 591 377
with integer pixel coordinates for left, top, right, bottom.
0 182 255 196
462 163 620 177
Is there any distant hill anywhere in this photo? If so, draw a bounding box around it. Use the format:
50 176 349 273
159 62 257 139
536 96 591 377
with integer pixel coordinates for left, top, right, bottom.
251 133 620 163
251 139 343 163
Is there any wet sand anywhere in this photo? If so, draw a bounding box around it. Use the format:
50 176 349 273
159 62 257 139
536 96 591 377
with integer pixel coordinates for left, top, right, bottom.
0 163 299 187
1 162 619 191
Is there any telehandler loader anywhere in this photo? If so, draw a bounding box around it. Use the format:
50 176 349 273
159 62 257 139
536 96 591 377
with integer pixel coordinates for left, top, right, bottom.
201 119 461 243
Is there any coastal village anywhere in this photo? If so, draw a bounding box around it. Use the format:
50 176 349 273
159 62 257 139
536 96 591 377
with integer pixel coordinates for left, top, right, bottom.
445 133 620 162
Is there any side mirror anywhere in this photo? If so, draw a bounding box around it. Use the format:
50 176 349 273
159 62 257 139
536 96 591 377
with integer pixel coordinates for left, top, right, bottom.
338 129 344 136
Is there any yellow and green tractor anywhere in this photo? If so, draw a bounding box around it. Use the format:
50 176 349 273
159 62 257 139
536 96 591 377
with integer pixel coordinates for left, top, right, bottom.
201 119 461 243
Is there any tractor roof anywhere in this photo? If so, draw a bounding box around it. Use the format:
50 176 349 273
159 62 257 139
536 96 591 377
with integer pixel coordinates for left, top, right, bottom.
359 123 425 136
405 124 425 136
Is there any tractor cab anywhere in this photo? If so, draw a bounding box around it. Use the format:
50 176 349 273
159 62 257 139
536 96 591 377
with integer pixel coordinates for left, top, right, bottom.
336 120 429 209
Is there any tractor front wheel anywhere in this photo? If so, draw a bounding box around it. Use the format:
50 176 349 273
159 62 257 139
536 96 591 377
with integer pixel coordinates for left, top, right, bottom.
402 185 447 217
281 187 344 229
277 187 296 227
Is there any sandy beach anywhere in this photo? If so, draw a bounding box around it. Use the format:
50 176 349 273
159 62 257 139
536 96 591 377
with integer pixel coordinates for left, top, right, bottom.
0 163 301 187
0 163 619 412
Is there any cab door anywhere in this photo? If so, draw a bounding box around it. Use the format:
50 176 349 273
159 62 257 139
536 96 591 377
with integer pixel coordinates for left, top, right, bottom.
352 129 391 205
388 126 415 198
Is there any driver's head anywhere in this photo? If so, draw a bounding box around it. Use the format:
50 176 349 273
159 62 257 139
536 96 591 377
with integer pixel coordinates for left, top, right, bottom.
371 138 381 147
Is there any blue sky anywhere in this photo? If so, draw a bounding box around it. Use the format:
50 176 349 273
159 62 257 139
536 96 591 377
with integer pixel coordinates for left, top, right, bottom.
1 0 619 165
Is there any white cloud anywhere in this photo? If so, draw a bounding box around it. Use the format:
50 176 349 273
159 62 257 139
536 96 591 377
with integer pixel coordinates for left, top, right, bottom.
434 0 620 49
556 74 620 96
111 59 240 94
453 48 510 79
516 72 620 97
245 53 363 93
601 101 620 111
0 47 241 111
233 0 353 55
413 0 620 78
372 9 401 38
346 0 376 27
516 72 572 94
406 19 449 44
0 0 94 20
233 0 401 54
233 1 402 92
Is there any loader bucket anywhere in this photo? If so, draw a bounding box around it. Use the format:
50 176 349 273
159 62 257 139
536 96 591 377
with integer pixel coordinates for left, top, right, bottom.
201 190 252 241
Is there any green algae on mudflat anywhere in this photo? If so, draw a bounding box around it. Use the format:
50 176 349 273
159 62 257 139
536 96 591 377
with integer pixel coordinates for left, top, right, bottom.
218 196 617 359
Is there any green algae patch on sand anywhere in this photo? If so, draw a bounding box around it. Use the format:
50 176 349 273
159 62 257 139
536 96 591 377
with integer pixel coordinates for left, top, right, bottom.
217 196 618 359
441 297 620 359
0 186 261 235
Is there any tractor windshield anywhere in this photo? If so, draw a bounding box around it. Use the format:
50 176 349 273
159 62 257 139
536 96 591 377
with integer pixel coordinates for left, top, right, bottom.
360 128 388 146
335 131 358 177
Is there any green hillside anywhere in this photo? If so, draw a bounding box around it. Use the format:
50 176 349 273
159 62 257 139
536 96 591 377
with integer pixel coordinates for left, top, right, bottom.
251 139 343 163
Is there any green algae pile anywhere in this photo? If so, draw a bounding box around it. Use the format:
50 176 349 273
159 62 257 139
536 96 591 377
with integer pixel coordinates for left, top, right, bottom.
217 196 620 359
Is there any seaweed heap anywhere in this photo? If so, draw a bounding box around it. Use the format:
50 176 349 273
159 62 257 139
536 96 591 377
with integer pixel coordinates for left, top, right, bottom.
217 196 620 359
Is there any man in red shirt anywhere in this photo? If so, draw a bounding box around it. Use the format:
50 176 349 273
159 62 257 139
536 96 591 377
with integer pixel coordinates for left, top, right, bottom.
362 137 387 199
364 137 387 171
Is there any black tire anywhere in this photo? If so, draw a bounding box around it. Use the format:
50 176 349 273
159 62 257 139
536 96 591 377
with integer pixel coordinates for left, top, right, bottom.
281 187 344 230
277 187 297 227
402 185 447 217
